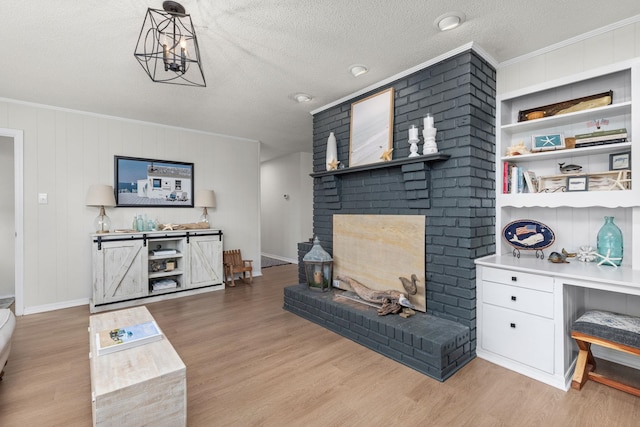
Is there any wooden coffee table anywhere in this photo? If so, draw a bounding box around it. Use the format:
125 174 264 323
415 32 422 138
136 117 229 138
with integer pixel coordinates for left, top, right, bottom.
89 306 186 426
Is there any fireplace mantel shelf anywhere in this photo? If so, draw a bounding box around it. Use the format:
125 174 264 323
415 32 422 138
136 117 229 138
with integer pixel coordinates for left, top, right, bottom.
310 153 450 178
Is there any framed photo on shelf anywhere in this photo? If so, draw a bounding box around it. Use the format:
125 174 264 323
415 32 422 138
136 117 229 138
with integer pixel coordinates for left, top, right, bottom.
609 151 631 170
349 87 394 167
531 133 565 152
523 170 537 193
531 133 566 152
114 156 194 207
566 175 589 192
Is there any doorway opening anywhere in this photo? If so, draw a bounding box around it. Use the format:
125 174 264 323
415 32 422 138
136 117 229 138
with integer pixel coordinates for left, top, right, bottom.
0 128 24 315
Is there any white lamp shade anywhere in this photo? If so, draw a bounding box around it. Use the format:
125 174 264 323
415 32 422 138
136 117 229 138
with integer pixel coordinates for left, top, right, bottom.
195 190 216 208
86 185 116 207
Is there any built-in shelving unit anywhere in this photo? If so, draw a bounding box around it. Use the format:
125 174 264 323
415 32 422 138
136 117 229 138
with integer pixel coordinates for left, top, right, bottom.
495 60 639 265
475 59 640 391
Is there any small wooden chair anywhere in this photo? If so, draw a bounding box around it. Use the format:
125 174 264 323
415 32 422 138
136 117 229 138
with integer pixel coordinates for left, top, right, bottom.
571 310 640 397
223 249 253 287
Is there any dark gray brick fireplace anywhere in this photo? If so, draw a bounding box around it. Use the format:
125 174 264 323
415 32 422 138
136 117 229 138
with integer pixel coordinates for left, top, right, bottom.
285 49 496 381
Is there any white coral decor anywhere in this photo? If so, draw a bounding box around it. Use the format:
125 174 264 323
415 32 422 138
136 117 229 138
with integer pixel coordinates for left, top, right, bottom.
577 245 597 262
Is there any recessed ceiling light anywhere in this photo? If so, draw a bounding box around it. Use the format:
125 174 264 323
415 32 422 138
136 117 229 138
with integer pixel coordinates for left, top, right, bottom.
434 12 466 31
290 93 312 103
349 64 368 77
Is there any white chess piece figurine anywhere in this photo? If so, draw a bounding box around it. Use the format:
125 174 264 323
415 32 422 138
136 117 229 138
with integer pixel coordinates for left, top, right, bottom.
422 114 438 154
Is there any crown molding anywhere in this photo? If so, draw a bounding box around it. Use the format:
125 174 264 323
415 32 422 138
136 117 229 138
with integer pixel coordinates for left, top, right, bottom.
311 42 497 115
0 97 259 143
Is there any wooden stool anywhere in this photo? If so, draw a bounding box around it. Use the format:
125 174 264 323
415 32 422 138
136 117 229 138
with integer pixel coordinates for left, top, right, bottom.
571 310 640 397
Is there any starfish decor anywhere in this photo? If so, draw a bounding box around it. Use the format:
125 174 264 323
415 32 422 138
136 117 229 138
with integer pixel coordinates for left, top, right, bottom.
594 248 622 268
380 148 393 161
327 158 340 171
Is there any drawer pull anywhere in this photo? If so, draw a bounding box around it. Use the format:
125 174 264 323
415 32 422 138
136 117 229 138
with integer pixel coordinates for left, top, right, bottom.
511 296 517 301
511 276 517 282
510 323 516 328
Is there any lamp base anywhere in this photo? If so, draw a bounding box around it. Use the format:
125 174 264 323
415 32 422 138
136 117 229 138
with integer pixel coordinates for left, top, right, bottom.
94 215 111 234
199 209 210 228
94 206 111 234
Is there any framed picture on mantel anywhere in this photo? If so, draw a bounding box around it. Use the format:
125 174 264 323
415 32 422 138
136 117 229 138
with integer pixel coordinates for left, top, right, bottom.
114 156 194 207
349 87 394 167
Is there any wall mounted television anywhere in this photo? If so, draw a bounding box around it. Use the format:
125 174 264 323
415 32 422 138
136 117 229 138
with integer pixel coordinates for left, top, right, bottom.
114 156 194 207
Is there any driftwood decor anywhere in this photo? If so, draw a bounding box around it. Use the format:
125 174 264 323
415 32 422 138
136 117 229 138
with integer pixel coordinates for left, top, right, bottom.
337 275 416 316
333 214 426 312
517 90 612 122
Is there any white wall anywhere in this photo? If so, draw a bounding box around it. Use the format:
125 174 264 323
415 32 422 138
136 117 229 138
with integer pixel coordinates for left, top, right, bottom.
0 136 14 297
260 152 313 261
498 20 640 95
0 100 261 314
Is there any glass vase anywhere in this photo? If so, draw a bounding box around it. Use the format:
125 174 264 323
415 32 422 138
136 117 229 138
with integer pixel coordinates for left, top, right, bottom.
597 216 623 266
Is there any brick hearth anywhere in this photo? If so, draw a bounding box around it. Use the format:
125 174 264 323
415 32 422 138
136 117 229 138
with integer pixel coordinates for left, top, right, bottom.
284 284 471 381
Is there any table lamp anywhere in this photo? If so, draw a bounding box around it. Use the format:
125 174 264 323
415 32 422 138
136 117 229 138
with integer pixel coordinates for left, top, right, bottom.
195 189 216 227
86 184 117 234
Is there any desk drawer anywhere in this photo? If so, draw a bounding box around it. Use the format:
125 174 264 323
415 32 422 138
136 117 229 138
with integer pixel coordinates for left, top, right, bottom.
482 304 555 374
482 281 554 319
481 266 553 292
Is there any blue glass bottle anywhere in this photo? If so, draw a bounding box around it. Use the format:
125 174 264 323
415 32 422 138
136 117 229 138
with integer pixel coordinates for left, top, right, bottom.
597 216 623 266
137 214 145 232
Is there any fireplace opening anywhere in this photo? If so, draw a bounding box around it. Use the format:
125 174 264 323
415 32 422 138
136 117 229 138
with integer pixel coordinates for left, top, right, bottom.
332 214 426 313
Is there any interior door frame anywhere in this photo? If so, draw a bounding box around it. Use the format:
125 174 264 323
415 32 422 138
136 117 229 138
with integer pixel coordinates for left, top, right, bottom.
1 128 24 315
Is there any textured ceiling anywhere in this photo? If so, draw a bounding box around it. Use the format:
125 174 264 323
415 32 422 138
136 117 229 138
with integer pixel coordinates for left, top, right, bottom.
0 1 638 161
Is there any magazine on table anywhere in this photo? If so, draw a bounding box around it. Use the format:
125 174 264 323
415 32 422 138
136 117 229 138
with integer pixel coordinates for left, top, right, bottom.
96 320 163 356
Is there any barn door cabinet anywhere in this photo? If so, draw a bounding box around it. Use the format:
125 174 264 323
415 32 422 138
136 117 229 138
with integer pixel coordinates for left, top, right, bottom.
91 230 224 312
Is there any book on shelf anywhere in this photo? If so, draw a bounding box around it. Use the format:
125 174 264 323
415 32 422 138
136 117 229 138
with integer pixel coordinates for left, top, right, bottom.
574 138 627 148
506 164 524 194
503 162 536 194
503 162 511 194
502 162 523 194
516 167 524 194
152 249 177 256
510 166 518 194
151 278 178 291
574 128 627 139
574 134 627 143
95 321 163 356
574 128 627 145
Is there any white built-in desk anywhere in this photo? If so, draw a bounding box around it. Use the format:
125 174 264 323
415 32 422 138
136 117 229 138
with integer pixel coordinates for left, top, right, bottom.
89 306 186 426
475 255 640 390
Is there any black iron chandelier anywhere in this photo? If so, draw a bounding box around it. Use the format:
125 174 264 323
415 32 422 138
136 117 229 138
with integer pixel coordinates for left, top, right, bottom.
134 1 206 87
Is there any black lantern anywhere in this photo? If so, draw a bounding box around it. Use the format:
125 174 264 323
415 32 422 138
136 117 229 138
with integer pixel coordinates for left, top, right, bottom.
303 237 333 292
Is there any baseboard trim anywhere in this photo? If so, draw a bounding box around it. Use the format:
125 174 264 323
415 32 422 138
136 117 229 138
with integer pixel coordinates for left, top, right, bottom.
23 298 89 315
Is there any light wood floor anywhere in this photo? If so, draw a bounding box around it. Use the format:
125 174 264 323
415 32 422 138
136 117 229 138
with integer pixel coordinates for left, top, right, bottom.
1 263 639 426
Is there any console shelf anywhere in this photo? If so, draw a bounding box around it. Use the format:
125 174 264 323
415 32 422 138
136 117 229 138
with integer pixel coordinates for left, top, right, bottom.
91 230 224 312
